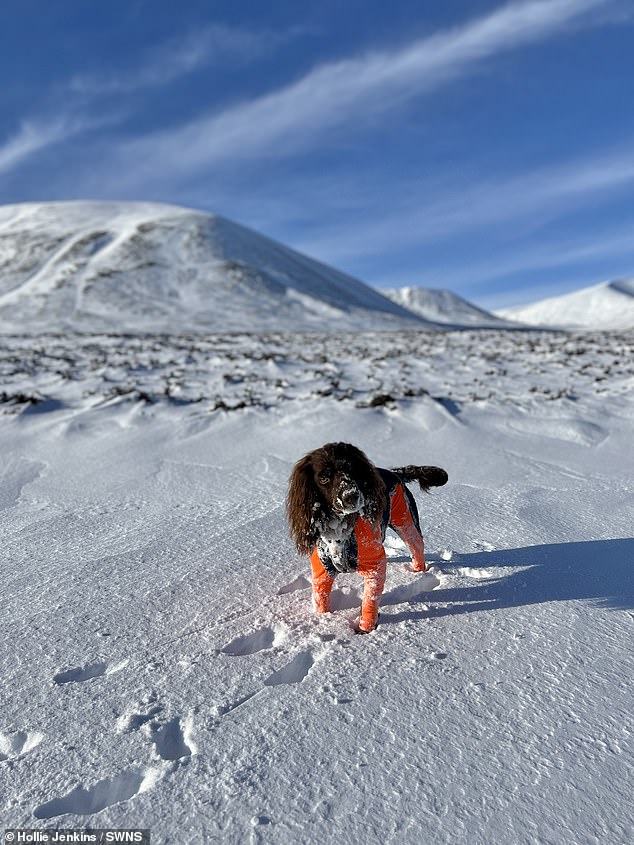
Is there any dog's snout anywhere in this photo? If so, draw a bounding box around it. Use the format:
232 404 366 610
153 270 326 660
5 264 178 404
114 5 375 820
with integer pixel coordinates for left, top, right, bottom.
334 478 364 513
340 485 360 505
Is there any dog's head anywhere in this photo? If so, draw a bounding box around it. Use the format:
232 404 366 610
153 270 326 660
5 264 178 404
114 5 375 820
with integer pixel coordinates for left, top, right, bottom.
286 442 386 554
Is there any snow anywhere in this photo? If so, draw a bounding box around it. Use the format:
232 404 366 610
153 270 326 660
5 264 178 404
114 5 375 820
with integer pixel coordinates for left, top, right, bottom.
382 285 516 328
496 278 634 330
1 326 633 844
0 201 432 334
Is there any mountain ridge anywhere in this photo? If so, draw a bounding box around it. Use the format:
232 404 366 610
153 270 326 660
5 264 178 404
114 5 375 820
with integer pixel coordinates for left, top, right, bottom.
4 201 628 333
495 278 634 330
381 285 516 328
0 201 430 334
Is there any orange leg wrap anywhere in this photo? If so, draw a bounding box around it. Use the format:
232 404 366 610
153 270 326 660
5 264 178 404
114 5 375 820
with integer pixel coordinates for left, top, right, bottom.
389 484 426 572
310 548 334 613
356 520 387 633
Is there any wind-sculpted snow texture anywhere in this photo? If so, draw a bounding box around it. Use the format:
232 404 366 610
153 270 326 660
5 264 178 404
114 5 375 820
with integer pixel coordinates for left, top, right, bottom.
0 329 633 844
1 329 632 416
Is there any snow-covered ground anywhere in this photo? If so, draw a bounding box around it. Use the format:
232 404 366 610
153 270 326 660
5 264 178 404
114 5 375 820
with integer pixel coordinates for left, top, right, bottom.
496 278 634 330
1 328 633 844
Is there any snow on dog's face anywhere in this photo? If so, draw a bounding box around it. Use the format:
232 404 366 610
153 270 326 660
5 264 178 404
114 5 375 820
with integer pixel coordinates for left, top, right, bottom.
286 441 387 555
316 462 364 515
310 443 372 514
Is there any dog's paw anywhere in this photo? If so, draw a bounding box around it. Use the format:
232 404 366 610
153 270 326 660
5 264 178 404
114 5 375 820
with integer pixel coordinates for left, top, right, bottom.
354 613 380 635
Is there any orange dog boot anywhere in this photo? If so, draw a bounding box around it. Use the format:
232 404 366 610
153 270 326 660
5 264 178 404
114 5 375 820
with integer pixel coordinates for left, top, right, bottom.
357 595 381 633
357 608 380 634
411 553 427 572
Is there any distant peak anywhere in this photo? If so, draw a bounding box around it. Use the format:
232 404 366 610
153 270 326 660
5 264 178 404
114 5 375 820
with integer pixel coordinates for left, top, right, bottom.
607 278 634 298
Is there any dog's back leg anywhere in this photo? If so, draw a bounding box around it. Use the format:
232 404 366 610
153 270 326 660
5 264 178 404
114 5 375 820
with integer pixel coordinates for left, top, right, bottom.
388 483 427 572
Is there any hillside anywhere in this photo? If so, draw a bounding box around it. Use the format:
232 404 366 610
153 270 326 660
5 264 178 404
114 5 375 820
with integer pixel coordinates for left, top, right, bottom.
0 202 429 333
496 278 634 330
381 286 516 328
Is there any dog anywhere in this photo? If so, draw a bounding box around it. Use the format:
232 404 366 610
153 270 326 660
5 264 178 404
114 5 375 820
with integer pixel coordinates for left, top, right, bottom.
286 442 448 633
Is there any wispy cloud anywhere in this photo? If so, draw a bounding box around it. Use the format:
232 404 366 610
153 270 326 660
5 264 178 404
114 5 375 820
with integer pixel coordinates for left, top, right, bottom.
1 21 299 183
0 119 80 175
476 222 634 284
0 110 126 181
375 222 634 291
68 23 296 96
0 0 619 220
109 0 611 188
290 143 634 264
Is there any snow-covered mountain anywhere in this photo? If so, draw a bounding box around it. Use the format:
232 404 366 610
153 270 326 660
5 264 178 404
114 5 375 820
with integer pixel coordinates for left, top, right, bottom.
496 278 634 330
381 285 516 328
0 201 431 333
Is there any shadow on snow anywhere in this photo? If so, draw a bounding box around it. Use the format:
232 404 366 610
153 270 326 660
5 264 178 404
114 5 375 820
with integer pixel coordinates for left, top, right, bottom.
383 538 634 623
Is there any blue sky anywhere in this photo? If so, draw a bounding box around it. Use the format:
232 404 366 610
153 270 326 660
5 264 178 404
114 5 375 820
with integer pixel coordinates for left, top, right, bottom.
1 0 633 308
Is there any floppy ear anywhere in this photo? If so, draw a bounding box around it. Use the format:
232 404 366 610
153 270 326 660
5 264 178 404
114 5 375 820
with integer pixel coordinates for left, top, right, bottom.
286 454 321 555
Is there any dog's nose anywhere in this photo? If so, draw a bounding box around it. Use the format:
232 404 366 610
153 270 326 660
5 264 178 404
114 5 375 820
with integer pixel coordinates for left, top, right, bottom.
338 483 362 511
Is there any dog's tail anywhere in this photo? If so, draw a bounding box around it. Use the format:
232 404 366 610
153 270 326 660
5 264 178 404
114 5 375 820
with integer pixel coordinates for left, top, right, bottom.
391 465 448 492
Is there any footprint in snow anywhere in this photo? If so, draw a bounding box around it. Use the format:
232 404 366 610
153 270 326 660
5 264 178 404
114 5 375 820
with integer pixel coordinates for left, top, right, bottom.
118 697 195 762
116 697 163 734
218 648 320 718
276 574 311 595
264 650 315 686
148 716 196 762
0 729 44 761
53 659 128 685
33 766 162 819
221 625 286 656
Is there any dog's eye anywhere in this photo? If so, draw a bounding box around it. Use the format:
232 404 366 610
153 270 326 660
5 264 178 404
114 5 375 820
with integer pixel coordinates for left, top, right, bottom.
318 475 331 485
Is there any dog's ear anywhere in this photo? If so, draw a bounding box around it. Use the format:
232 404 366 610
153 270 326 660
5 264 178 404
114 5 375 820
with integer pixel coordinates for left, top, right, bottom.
349 448 386 526
286 454 321 555
361 466 387 526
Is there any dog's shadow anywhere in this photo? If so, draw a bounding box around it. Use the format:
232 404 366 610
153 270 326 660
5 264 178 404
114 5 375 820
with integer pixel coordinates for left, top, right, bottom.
380 538 634 624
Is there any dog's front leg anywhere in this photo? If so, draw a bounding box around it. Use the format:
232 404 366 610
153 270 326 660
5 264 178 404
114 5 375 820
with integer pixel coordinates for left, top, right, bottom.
354 519 387 633
310 548 335 613
357 555 387 633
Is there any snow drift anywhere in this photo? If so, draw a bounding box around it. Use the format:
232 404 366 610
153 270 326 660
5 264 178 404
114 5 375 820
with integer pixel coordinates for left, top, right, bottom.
1 327 633 842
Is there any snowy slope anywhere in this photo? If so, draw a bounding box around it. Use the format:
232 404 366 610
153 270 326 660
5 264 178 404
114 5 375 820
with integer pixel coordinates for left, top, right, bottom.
381 285 516 327
1 328 633 843
496 278 634 329
0 202 429 333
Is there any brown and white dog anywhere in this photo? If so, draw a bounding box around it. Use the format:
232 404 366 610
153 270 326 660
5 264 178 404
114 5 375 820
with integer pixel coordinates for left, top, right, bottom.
287 442 447 632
